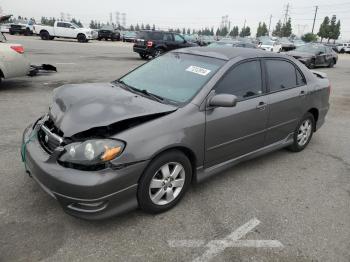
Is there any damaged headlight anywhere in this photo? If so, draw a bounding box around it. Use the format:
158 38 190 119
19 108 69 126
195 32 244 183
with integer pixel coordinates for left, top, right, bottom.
59 139 125 167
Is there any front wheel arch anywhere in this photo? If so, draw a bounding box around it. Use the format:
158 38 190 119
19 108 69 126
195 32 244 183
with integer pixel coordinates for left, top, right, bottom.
139 146 197 185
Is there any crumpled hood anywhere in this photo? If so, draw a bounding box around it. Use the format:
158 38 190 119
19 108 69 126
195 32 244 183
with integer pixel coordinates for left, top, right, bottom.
49 82 177 137
286 51 314 58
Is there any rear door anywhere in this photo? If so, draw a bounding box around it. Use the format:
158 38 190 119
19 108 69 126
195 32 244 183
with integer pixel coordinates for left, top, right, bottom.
264 58 308 145
205 59 269 167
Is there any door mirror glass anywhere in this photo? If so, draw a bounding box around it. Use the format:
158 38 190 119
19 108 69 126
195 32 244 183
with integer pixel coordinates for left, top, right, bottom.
209 94 238 108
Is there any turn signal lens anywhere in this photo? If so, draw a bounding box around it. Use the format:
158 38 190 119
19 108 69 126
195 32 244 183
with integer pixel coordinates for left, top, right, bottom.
101 146 122 161
11 45 24 54
147 41 153 47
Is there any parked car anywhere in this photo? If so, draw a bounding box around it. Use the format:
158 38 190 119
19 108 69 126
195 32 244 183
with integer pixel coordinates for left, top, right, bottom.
258 39 282 52
292 39 306 48
336 43 350 53
208 40 257 49
286 44 338 68
0 33 30 84
22 47 330 219
9 19 35 35
279 37 295 51
98 25 120 41
133 30 197 59
33 21 97 42
121 31 137 42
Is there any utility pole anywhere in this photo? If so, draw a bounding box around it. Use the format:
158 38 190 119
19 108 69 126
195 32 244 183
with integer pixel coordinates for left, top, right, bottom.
284 3 290 24
311 5 318 34
268 15 272 36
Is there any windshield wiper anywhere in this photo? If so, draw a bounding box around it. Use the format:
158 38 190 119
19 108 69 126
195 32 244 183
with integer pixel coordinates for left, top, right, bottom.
115 80 165 103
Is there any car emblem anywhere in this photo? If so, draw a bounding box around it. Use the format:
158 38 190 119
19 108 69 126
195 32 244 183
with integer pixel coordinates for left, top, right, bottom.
45 135 49 143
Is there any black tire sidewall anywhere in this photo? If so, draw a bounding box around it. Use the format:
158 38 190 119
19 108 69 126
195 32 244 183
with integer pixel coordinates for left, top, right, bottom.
289 113 315 152
137 150 192 213
78 34 86 43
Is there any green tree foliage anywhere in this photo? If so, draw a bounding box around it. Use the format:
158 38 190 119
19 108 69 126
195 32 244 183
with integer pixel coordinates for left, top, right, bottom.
256 22 268 37
135 24 140 31
220 26 229 36
152 24 156 30
272 19 292 37
145 24 150 30
130 24 135 31
187 28 191 34
328 15 341 43
301 33 318 42
318 16 330 42
71 18 83 27
182 28 186 34
41 17 56 26
239 26 251 37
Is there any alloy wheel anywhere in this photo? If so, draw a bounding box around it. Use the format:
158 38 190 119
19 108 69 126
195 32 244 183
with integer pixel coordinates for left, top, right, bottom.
149 162 185 206
297 119 312 147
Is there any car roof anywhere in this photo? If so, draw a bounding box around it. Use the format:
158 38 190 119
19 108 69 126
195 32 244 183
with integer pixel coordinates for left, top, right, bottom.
174 47 283 61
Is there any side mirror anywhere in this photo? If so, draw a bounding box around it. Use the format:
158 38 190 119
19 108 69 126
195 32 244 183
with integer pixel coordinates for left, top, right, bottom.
208 94 238 108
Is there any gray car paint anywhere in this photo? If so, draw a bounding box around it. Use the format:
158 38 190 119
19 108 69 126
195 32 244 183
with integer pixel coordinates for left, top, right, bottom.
22 47 330 219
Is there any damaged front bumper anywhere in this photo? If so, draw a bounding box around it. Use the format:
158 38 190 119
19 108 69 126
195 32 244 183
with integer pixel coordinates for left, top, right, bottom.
22 124 149 220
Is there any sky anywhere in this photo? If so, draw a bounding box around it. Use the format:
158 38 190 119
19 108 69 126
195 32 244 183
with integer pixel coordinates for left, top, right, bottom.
1 0 350 40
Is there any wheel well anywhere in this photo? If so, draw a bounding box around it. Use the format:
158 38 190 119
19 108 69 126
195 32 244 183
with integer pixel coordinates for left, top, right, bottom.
148 146 197 181
0 69 4 78
40 30 48 35
308 108 319 130
77 33 86 37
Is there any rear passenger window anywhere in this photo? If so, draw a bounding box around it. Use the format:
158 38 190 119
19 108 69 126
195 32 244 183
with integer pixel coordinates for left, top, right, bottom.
266 60 299 92
215 60 263 99
57 22 64 28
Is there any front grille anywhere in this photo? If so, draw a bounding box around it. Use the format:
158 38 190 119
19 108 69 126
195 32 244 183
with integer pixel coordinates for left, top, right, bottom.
37 118 64 154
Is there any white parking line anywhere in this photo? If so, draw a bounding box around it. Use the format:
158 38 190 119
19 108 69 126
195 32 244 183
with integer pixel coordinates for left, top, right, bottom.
168 218 284 262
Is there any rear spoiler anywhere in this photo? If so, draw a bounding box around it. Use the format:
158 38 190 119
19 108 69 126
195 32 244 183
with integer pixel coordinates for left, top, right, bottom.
311 70 328 79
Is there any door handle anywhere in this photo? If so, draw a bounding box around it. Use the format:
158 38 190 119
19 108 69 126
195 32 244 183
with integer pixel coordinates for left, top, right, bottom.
299 90 306 97
256 102 266 110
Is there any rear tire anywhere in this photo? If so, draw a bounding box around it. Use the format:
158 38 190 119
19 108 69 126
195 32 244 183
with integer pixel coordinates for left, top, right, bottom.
328 59 335 68
153 48 165 58
137 150 192 214
139 53 149 60
288 113 315 152
40 31 50 40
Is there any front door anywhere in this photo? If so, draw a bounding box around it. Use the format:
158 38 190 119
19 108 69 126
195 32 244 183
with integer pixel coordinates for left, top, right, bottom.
205 60 269 167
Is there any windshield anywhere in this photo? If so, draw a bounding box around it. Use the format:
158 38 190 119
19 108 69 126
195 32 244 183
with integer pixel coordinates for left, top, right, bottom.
295 44 325 54
261 40 274 45
119 53 225 103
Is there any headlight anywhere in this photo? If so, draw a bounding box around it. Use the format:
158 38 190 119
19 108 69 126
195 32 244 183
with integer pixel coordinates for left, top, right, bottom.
59 139 125 166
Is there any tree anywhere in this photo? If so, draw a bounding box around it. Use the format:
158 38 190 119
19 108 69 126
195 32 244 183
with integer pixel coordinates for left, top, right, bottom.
256 22 268 37
328 15 341 43
216 28 221 36
145 24 150 30
318 16 330 42
152 24 156 30
282 18 292 37
135 24 140 31
182 28 186 34
272 20 282 37
301 33 318 42
210 27 214 36
239 26 251 37
130 24 135 31
141 23 144 30
187 28 191 34
220 26 229 36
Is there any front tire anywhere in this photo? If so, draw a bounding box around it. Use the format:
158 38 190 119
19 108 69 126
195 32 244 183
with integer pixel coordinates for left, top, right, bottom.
328 59 335 68
288 113 315 152
77 34 87 43
138 150 192 214
153 48 165 58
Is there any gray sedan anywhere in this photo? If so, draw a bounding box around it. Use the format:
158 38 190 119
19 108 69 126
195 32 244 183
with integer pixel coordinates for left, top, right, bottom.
22 48 330 220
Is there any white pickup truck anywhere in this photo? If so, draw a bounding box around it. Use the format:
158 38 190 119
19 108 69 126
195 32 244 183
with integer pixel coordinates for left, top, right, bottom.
33 21 97 42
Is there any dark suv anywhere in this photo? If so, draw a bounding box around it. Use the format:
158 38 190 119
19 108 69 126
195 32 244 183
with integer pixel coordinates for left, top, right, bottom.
133 30 197 59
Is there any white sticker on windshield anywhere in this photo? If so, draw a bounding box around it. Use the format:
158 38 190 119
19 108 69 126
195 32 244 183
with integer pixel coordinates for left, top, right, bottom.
186 66 211 76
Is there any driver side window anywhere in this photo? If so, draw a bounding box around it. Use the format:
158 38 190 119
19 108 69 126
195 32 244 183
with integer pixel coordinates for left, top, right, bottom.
215 60 263 100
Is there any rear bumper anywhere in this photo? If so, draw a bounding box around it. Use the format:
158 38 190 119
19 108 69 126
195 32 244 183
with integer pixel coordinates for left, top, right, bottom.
133 46 154 55
22 124 149 220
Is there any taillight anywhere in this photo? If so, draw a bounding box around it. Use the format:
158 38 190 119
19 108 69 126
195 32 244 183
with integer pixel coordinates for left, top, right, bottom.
147 41 153 47
11 45 24 54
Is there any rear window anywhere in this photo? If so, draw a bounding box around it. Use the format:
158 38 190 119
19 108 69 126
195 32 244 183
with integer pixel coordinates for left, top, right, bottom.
119 53 225 103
